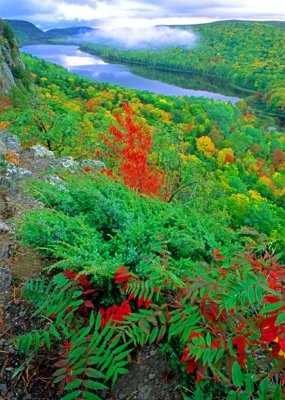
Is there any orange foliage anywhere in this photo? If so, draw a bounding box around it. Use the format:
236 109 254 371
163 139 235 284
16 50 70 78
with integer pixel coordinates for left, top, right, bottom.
3 151 20 165
0 121 10 131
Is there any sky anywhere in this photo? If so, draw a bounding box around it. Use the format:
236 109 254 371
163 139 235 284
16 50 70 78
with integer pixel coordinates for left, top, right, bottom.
0 0 284 29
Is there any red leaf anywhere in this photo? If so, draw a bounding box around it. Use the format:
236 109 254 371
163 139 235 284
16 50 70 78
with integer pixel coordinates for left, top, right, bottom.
213 249 226 260
83 289 96 295
186 359 198 373
84 300 95 309
115 266 134 284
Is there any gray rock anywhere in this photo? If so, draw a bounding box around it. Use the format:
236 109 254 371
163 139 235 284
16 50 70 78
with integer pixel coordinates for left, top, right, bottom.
0 242 15 260
0 265 12 299
43 174 66 190
0 130 21 154
30 144 55 159
80 159 106 169
0 221 11 233
6 163 32 180
58 156 79 169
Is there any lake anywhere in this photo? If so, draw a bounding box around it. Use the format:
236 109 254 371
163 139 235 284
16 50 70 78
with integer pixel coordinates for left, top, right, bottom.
21 44 242 103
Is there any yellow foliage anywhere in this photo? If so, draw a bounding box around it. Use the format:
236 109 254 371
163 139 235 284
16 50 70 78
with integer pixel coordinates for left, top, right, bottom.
196 136 216 157
258 176 276 191
230 194 250 209
248 190 265 201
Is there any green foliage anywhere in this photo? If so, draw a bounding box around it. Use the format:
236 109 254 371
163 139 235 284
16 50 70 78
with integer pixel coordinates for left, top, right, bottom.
17 172 237 282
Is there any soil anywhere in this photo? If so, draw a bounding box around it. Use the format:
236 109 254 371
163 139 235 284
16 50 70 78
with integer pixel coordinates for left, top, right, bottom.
0 152 183 400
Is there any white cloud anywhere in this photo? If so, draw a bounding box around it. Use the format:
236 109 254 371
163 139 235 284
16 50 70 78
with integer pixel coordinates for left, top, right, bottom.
1 0 284 27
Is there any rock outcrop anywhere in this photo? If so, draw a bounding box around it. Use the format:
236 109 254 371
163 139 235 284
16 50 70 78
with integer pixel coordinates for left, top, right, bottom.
0 20 27 94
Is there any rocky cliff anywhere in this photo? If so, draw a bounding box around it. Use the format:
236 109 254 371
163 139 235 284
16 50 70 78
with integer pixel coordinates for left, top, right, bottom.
0 20 27 94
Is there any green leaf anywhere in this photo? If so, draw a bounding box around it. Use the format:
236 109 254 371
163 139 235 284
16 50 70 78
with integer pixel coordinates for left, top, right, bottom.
34 332 41 352
259 377 268 399
65 379 83 391
89 311 95 327
206 332 211 347
85 368 105 380
61 390 81 400
262 301 285 314
273 383 281 400
84 380 108 391
25 333 33 353
95 312 101 332
115 349 132 362
43 331 51 349
232 361 242 387
248 287 255 303
275 311 285 326
150 327 159 343
82 391 102 400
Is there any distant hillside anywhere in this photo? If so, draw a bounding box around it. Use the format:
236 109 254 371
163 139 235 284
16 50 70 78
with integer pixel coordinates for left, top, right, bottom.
45 26 95 38
166 19 285 29
4 20 95 45
5 19 45 44
194 19 285 28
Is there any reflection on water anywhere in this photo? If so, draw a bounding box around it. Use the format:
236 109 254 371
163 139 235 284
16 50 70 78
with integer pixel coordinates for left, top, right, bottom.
21 44 242 103
129 65 248 98
62 56 108 67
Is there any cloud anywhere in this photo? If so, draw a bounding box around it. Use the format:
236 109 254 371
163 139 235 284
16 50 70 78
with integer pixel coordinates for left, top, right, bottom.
83 26 197 48
1 0 284 27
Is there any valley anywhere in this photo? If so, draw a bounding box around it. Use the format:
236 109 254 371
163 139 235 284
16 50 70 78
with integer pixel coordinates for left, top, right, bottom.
0 14 285 400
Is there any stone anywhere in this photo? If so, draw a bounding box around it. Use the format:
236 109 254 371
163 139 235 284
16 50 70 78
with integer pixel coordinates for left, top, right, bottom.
0 130 21 154
58 156 79 169
0 243 14 260
0 221 11 233
30 144 55 159
79 159 106 169
43 174 66 191
6 164 32 180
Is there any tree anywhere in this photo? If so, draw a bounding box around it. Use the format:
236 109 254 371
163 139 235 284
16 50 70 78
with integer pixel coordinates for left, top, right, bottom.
101 104 165 198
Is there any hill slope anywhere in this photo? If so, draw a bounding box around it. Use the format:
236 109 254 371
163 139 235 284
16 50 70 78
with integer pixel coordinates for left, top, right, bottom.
5 19 95 44
5 19 45 44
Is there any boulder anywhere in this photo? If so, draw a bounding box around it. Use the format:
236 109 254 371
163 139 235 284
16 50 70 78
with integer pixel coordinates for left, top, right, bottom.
58 156 79 169
0 130 21 154
29 145 55 159
79 159 106 169
0 222 11 233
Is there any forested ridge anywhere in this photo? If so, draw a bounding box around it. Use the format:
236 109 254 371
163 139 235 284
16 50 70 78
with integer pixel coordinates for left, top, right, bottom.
0 20 285 400
81 22 285 120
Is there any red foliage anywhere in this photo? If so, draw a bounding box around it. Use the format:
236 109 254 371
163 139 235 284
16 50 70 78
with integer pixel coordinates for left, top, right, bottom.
272 148 285 167
114 266 135 284
224 153 235 164
212 248 226 260
62 269 91 286
101 104 165 198
100 300 131 329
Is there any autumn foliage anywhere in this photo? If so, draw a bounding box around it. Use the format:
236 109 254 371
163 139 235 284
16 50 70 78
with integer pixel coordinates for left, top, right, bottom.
112 236 285 397
101 104 165 198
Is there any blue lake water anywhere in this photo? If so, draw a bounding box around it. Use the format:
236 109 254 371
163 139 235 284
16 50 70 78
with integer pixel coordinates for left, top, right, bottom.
21 44 242 103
